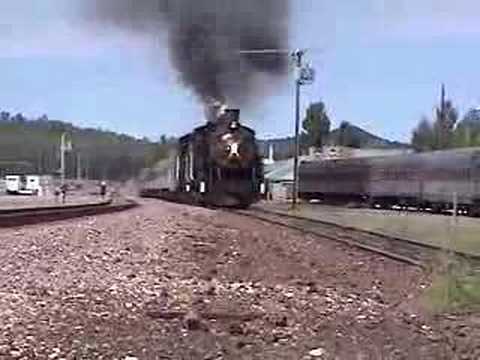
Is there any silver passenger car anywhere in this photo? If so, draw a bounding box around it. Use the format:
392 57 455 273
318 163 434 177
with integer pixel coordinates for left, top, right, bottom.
299 148 480 215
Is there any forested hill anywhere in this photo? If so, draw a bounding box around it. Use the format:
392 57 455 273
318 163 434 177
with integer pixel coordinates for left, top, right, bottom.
0 112 170 180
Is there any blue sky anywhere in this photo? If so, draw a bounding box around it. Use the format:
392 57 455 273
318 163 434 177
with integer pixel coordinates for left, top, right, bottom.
1 1 480 142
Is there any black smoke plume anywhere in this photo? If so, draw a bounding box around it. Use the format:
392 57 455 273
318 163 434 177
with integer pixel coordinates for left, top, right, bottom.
84 0 290 107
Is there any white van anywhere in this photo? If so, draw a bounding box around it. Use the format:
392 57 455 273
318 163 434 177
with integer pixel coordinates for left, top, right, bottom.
5 175 41 195
5 175 21 194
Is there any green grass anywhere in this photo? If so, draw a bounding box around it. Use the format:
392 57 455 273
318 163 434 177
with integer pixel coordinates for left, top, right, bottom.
340 214 480 255
424 263 480 313
270 203 480 255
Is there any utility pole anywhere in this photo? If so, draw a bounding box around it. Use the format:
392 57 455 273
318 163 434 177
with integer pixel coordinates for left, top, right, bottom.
291 49 315 210
76 152 82 181
292 50 304 210
237 48 315 209
60 132 72 185
85 156 89 180
60 132 66 185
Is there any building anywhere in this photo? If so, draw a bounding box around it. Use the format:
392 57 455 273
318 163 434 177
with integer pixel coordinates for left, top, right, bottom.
320 146 412 160
262 143 275 166
264 156 312 201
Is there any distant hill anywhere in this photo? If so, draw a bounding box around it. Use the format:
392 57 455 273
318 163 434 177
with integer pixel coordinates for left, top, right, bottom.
327 124 409 149
0 112 167 180
258 124 409 160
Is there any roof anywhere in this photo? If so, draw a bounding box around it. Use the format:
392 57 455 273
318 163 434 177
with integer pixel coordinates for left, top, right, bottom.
264 148 412 182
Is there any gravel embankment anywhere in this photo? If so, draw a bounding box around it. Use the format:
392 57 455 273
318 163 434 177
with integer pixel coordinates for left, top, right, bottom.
0 199 477 359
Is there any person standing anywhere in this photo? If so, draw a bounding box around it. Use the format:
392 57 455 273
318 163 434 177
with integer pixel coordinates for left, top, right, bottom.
60 183 67 204
100 181 107 199
54 186 61 203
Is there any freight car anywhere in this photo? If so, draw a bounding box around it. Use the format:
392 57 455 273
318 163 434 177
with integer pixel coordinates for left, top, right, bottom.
140 108 265 208
299 147 480 216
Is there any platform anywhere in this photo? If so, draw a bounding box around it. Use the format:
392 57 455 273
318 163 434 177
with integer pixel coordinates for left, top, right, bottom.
0 195 107 211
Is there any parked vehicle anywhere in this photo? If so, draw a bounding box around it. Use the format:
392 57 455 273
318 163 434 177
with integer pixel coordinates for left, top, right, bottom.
5 175 41 195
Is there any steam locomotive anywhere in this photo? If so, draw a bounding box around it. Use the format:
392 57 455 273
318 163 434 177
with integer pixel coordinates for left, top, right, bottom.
299 147 480 216
140 108 265 208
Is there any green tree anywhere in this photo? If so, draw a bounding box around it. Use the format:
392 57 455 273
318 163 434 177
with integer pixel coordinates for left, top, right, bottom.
433 100 458 149
411 95 459 151
453 108 480 147
12 113 26 123
412 116 435 151
302 101 331 149
0 111 10 122
145 135 171 167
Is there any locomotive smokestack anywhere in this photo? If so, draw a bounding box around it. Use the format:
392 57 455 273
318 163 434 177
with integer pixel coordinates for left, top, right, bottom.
83 0 290 108
204 100 230 123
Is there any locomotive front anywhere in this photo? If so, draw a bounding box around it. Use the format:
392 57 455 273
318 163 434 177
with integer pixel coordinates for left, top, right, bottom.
211 109 257 169
206 109 264 207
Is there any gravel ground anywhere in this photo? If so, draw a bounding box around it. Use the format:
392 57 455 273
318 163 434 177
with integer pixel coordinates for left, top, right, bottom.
0 199 478 359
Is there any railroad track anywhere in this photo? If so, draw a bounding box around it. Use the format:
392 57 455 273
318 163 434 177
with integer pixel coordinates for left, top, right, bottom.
0 197 138 228
232 206 480 268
